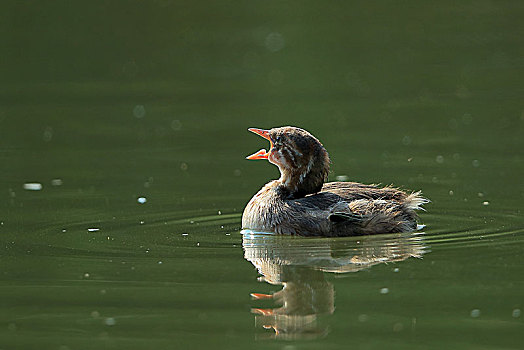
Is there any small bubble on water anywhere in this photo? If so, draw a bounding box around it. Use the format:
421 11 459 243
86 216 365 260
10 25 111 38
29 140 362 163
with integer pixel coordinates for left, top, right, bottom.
196 242 200 246
133 105 146 118
43 126 53 142
182 233 188 236
180 162 188 171
87 228 100 232
358 314 369 322
137 197 147 204
470 309 481 318
264 32 285 52
7 323 17 332
225 233 231 236
91 311 100 318
478 192 484 197
482 201 490 206
336 175 350 181
393 268 399 272
453 153 461 161
233 169 242 177
472 159 480 167
432 176 438 183
218 210 222 215
436 155 444 164
393 322 404 332
158 261 163 265
104 317 116 326
23 183 42 191
512 309 521 318
171 119 182 131
62 229 67 232
100 289 106 295
51 179 63 186
84 273 90 278
401 136 412 146
140 220 145 225
449 190 454 196
380 287 389 294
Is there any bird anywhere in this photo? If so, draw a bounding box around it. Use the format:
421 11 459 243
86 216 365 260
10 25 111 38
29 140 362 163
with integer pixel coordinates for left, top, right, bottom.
242 126 429 237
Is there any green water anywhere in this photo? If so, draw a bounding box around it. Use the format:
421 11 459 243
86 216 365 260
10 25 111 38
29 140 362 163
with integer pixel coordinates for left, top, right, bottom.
1 1 523 349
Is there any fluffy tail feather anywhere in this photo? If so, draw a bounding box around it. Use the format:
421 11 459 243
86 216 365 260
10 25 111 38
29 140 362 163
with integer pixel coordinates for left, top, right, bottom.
402 191 430 211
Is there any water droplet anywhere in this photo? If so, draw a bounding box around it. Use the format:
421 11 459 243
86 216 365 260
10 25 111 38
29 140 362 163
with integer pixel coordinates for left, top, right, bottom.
43 126 53 142
380 287 389 294
436 155 444 164
449 190 454 196
62 229 67 232
512 309 521 318
393 268 399 273
137 197 147 204
133 105 146 118
218 210 222 215
51 179 63 186
196 242 200 246
84 273 90 278
393 322 404 332
23 183 42 191
104 317 116 326
482 201 490 206
264 32 285 52
470 309 481 318
87 228 100 232
358 314 369 322
158 261 163 265
171 119 182 131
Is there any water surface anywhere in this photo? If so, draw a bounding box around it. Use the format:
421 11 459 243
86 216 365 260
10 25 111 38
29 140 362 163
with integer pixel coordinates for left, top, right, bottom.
1 1 523 349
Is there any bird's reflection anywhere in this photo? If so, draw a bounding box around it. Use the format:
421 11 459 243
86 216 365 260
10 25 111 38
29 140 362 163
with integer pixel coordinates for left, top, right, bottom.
242 230 428 340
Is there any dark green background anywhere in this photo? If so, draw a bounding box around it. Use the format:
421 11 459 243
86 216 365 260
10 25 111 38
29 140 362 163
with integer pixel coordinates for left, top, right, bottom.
1 1 523 349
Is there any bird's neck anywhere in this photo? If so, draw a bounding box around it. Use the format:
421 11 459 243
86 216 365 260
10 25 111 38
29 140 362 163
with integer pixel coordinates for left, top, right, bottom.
277 166 325 199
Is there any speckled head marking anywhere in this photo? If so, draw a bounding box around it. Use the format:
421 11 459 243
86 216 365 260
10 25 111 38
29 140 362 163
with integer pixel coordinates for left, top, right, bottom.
247 126 330 198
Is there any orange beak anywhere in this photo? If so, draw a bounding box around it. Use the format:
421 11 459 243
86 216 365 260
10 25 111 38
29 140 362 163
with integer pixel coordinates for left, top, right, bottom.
246 128 273 160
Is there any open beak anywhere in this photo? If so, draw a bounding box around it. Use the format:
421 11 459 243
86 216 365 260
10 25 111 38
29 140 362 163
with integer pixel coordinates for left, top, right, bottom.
246 128 273 160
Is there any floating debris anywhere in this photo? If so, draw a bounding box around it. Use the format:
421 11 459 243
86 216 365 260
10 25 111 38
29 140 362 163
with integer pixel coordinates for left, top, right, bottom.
23 183 42 191
87 228 100 232
137 197 147 204
470 309 481 318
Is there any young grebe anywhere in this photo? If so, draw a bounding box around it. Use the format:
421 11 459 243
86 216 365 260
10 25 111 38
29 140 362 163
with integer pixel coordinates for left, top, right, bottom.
242 126 428 236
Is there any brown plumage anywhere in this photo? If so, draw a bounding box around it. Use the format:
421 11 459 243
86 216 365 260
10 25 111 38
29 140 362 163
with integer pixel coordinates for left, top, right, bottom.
242 126 429 237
